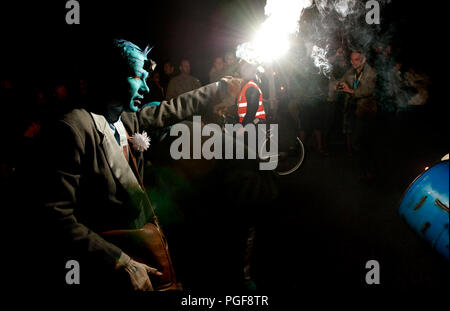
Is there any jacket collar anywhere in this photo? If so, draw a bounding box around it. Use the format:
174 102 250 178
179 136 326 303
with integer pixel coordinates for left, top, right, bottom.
89 112 143 194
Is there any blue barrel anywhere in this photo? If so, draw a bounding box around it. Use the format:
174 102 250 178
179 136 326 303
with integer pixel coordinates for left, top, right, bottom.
399 160 449 260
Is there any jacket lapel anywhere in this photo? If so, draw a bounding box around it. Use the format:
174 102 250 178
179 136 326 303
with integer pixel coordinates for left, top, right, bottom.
90 112 143 194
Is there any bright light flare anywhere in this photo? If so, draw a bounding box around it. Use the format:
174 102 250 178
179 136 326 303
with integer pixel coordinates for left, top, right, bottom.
252 23 290 62
236 0 313 64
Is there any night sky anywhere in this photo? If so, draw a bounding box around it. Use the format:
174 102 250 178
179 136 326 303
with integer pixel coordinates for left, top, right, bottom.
1 0 268 84
0 1 442 86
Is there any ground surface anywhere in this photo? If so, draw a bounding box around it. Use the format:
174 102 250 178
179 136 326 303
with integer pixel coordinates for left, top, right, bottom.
152 106 449 293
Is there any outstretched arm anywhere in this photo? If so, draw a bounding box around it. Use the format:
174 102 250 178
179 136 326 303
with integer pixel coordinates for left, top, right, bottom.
138 77 242 131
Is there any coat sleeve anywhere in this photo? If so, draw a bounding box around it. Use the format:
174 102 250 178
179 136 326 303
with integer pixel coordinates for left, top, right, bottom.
138 81 227 131
165 79 176 101
41 120 122 269
354 68 377 98
194 78 202 89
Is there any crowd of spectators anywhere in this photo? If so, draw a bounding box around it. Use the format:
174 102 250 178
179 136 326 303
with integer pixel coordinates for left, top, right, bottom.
286 41 431 181
0 41 431 186
0 37 436 295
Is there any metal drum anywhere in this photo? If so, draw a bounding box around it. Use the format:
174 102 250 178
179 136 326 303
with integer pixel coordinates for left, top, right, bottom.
398 160 449 260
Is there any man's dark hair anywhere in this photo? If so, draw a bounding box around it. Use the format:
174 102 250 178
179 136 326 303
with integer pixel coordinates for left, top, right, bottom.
179 59 190 66
350 49 366 58
86 39 149 106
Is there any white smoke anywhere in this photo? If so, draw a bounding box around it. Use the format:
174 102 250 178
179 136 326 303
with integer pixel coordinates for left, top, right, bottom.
236 0 388 76
311 45 332 77
315 0 360 21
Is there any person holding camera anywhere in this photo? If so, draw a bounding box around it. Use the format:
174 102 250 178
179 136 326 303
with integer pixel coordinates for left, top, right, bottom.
334 50 377 180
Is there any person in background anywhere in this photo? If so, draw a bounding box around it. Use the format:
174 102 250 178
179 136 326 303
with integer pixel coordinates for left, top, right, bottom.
223 50 240 77
327 47 350 148
209 56 225 83
335 50 377 180
160 60 175 95
297 43 330 156
236 60 266 126
146 71 164 102
166 59 201 100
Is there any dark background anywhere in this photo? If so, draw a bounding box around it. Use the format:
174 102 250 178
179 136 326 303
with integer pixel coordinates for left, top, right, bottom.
1 0 448 299
1 0 266 84
0 0 445 89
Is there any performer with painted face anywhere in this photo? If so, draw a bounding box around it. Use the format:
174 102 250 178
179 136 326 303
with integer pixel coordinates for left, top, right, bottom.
37 39 241 292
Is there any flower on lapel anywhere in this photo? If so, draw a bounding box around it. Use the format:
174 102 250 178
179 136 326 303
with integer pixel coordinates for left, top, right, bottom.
129 131 151 152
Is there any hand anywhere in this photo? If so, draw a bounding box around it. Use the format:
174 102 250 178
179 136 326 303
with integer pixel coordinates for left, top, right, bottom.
334 81 345 91
341 82 354 94
335 82 353 94
334 82 340 91
220 76 243 97
117 252 163 291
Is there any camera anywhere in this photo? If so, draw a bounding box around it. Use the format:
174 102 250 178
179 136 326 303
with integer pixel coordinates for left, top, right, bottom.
336 82 345 90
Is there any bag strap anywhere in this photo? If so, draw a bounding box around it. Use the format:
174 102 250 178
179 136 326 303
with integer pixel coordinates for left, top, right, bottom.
125 130 160 227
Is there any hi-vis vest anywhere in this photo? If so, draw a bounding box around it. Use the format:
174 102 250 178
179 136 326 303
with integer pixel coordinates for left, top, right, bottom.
237 80 266 123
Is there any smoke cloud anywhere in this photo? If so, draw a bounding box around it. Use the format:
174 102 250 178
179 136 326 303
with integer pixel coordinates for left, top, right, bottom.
237 0 392 78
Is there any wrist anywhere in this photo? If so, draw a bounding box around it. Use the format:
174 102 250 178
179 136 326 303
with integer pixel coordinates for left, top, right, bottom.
217 79 228 99
115 251 131 270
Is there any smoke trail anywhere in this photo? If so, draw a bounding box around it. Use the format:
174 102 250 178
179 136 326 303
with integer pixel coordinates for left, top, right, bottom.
311 45 332 77
315 0 361 21
237 0 392 77
333 0 358 20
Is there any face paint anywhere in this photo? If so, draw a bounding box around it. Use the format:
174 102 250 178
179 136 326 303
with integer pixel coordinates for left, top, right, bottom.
124 51 150 112
113 40 152 113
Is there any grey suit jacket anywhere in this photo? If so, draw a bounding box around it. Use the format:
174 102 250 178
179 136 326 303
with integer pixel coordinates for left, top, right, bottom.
341 64 377 116
41 82 226 270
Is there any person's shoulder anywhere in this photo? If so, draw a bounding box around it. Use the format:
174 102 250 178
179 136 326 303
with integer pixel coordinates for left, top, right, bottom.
57 108 98 140
169 75 181 84
365 63 376 75
186 74 198 80
121 111 139 131
343 67 354 76
60 108 91 127
188 74 201 85
41 108 92 144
